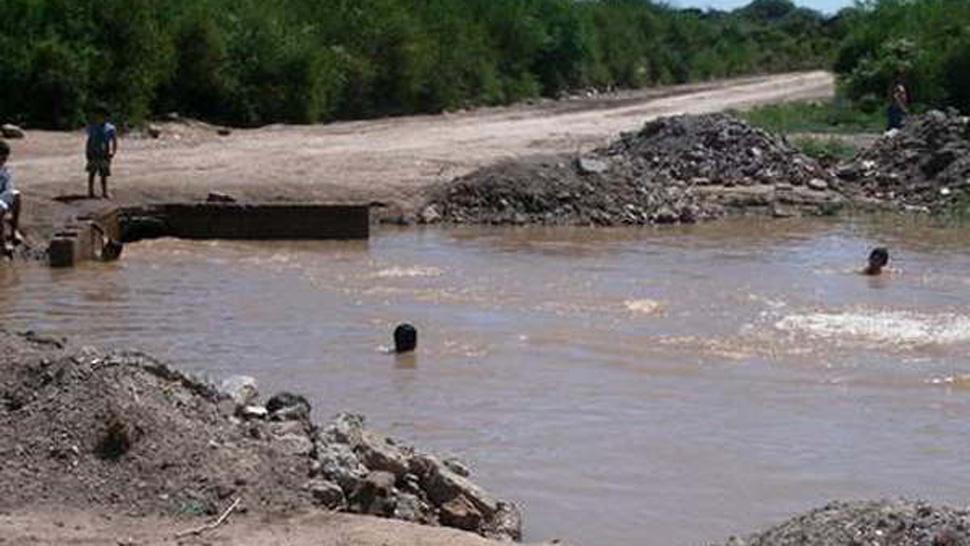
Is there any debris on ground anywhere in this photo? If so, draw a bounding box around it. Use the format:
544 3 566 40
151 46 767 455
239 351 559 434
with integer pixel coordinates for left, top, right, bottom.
836 110 970 213
0 330 521 541
723 499 970 546
420 113 844 226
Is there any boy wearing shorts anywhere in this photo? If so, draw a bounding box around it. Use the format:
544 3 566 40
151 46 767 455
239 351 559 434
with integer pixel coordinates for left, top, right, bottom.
86 105 118 199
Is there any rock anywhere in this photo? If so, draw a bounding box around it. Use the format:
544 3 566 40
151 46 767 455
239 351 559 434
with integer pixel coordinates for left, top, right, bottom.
807 178 829 191
219 375 258 407
348 471 397 516
1 124 25 139
314 439 367 493
443 458 471 477
237 405 268 420
305 478 345 509
320 413 365 446
217 128 232 136
576 157 609 175
266 392 310 422
652 206 679 224
356 430 410 478
419 205 442 224
146 125 161 139
206 192 237 204
484 502 524 542
414 455 498 518
268 421 314 456
394 492 434 524
439 494 484 532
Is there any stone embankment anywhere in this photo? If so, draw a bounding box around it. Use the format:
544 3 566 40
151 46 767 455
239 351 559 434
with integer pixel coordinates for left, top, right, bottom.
420 113 844 226
836 109 970 213
723 499 970 546
422 110 970 226
0 330 520 541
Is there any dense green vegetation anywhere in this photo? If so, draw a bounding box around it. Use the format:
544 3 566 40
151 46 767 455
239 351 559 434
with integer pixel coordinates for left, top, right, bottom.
0 0 840 129
835 0 970 114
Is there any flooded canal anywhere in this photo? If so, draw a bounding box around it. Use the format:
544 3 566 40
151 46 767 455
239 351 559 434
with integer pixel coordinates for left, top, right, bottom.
3 216 970 545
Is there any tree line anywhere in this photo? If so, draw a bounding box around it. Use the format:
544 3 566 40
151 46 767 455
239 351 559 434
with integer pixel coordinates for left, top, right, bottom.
834 0 970 115
0 0 846 129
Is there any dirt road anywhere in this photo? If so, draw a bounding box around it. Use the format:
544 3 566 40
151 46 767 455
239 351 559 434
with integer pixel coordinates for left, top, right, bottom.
7 70 833 241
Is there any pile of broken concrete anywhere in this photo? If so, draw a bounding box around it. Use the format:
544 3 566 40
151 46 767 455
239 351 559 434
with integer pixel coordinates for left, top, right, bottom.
420 113 843 226
0 330 520 541
836 109 970 212
724 499 970 546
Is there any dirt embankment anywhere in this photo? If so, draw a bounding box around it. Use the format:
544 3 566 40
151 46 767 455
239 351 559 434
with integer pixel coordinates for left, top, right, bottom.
0 330 521 543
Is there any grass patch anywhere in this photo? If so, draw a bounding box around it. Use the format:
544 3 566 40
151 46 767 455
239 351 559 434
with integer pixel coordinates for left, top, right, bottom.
740 100 884 135
792 136 859 163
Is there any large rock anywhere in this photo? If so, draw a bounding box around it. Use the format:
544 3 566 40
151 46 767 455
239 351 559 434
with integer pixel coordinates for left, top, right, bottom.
1 124 25 139
439 494 484 531
219 375 258 407
305 478 345 509
412 454 497 518
356 430 410 478
348 471 397 516
266 392 311 422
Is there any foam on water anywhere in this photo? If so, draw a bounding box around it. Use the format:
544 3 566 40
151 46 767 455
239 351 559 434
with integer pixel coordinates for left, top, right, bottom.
776 310 970 346
372 266 444 278
624 299 664 315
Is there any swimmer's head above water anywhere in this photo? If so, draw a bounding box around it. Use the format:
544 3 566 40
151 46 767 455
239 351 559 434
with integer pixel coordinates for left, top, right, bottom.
864 247 889 275
394 323 417 353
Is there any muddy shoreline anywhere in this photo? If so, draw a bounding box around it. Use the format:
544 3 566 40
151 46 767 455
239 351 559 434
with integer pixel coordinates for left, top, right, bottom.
0 329 522 543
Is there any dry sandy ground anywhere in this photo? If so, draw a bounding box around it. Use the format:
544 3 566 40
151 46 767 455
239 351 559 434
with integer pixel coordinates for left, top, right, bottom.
5 71 833 243
0 509 562 546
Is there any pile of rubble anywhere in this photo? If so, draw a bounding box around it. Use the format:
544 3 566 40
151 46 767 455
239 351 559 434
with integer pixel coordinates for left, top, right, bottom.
0 330 520 541
420 113 843 226
836 110 970 212
725 499 970 546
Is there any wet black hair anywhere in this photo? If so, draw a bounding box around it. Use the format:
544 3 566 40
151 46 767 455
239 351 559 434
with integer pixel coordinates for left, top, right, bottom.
869 247 889 267
91 103 110 117
0 140 9 158
394 323 417 353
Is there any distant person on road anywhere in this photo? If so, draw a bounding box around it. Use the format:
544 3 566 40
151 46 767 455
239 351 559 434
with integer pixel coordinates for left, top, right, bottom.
863 247 889 276
0 141 22 258
887 76 909 131
86 105 118 199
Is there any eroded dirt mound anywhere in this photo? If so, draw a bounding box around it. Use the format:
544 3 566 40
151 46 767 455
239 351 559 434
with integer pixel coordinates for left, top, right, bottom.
837 110 970 212
421 113 842 226
0 330 521 541
726 499 970 546
0 330 315 517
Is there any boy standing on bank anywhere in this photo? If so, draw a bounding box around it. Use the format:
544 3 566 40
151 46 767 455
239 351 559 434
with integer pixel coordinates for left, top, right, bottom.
86 105 118 199
0 141 22 258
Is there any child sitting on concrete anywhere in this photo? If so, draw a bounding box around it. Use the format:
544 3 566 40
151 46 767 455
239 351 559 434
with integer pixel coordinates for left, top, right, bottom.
0 141 22 258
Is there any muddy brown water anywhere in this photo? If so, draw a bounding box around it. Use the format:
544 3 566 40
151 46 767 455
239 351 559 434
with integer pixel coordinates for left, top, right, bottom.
3 216 970 545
